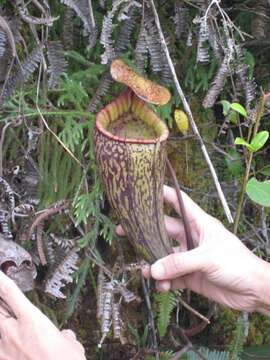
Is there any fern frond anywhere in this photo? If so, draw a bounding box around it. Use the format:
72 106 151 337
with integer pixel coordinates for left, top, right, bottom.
87 71 113 112
0 176 15 212
155 291 177 337
47 41 67 89
174 1 189 40
0 210 13 240
15 0 57 26
0 30 6 58
135 23 148 72
196 18 210 63
186 347 232 360
61 8 74 49
203 54 230 108
60 0 91 34
45 247 79 298
116 6 137 54
2 46 43 100
144 5 163 73
235 47 256 110
229 315 246 359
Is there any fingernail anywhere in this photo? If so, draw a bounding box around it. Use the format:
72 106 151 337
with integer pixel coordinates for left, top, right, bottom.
151 261 165 279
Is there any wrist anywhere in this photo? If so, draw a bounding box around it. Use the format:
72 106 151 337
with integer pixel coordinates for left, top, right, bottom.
254 258 270 316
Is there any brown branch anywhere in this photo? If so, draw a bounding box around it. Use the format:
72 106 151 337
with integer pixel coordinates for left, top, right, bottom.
148 0 233 223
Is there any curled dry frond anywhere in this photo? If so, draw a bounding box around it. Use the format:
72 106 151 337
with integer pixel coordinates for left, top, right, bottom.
100 0 141 64
0 211 13 240
110 59 171 105
2 46 43 101
15 0 58 26
0 177 15 212
197 19 210 63
174 1 189 40
60 0 97 47
87 71 113 112
203 54 230 108
45 247 79 298
47 41 67 89
0 30 6 58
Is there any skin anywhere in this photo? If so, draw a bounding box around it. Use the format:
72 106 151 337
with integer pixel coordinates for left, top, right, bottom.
117 185 270 316
0 184 269 358
0 271 86 360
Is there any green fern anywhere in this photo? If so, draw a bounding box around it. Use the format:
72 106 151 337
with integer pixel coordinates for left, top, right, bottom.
185 347 232 360
228 315 246 359
155 291 177 337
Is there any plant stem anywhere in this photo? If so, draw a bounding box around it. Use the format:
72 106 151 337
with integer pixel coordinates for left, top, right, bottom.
149 0 233 223
233 95 266 234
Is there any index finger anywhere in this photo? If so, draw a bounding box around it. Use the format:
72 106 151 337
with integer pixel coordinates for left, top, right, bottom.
163 185 207 222
0 271 37 319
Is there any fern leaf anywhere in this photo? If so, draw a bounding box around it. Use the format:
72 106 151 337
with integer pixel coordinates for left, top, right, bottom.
87 71 113 112
174 1 189 40
202 54 230 108
116 6 137 54
45 247 79 299
2 46 43 100
135 23 148 72
186 347 233 360
47 41 67 89
155 291 177 337
197 18 210 63
0 30 6 58
144 5 163 73
60 0 90 33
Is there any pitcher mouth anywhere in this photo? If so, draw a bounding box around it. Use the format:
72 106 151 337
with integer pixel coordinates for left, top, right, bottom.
95 90 169 144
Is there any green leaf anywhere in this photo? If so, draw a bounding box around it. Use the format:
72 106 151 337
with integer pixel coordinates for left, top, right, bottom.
230 103 247 118
234 137 253 151
225 149 243 177
250 131 269 152
155 291 177 337
246 178 270 207
228 110 238 124
220 100 231 116
258 164 270 176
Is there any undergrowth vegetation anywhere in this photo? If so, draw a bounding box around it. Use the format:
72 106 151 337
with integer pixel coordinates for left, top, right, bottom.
0 0 270 359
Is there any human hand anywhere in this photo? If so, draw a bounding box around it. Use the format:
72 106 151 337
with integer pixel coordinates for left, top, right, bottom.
0 271 86 360
117 185 270 315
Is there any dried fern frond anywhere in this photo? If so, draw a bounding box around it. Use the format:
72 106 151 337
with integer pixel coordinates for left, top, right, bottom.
15 0 57 26
87 71 113 112
0 210 13 240
144 5 163 73
101 0 140 64
0 30 6 58
60 0 97 48
112 301 122 339
203 54 230 108
116 6 137 55
2 46 43 101
174 1 189 40
45 247 79 298
235 46 256 110
135 22 148 72
50 233 75 251
0 177 15 212
47 41 67 89
61 8 74 49
196 18 210 63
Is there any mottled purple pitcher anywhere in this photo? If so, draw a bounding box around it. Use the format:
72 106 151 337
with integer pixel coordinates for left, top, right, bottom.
94 90 172 262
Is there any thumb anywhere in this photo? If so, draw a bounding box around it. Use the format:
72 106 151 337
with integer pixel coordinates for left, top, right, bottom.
151 247 208 280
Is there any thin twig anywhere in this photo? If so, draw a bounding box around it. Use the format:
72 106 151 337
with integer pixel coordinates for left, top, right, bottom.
233 95 265 234
166 158 194 250
148 0 233 223
141 276 159 360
